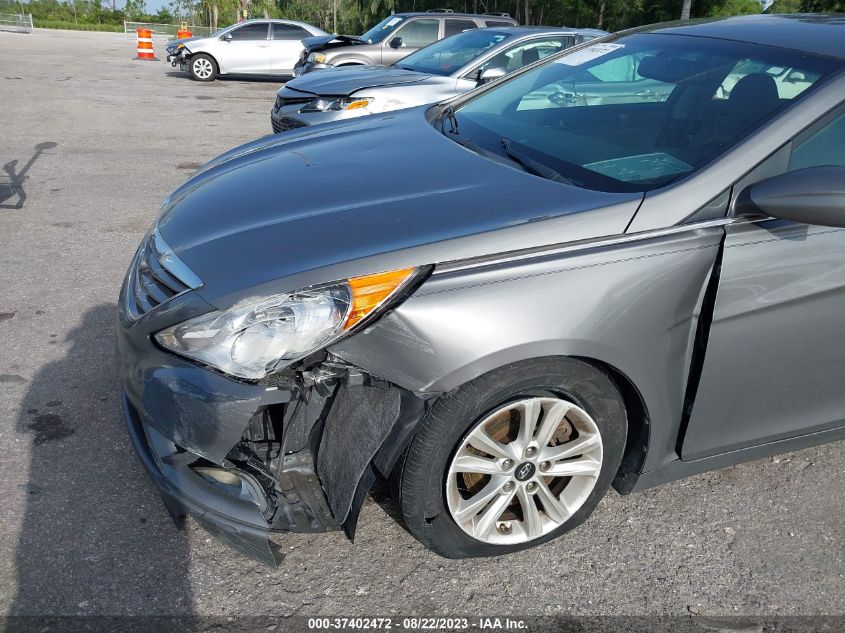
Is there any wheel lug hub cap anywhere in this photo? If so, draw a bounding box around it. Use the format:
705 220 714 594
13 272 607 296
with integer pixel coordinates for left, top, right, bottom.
525 446 537 458
501 459 514 470
526 482 538 493
539 461 550 472
514 461 536 482
502 481 515 493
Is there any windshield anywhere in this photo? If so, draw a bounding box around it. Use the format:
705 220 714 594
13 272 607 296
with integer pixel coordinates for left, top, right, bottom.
360 15 406 44
397 29 509 76
447 34 841 193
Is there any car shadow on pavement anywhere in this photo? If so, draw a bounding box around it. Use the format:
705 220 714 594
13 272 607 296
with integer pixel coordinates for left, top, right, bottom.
163 71 288 84
8 304 196 626
0 142 57 210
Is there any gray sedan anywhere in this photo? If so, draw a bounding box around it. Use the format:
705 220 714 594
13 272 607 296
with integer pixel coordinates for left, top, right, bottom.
119 15 845 565
270 26 605 133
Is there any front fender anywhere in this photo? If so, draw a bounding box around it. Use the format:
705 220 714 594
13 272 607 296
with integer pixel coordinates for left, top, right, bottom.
330 223 725 475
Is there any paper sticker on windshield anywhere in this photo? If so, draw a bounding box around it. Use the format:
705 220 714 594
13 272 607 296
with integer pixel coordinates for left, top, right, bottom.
556 43 624 66
384 17 402 28
584 153 692 183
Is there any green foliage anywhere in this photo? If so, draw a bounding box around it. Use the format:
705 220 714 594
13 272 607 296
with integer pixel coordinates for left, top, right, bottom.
770 0 802 10
33 18 123 28
706 0 761 16
16 0 845 34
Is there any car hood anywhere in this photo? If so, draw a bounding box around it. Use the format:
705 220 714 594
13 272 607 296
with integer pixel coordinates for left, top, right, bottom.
301 34 365 53
157 108 643 308
283 65 439 97
169 35 210 47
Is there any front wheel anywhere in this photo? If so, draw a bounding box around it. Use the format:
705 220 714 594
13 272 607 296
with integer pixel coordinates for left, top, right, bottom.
390 357 627 558
189 54 218 81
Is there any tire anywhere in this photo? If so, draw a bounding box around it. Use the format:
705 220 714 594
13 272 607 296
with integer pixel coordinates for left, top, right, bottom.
189 54 218 82
390 357 627 559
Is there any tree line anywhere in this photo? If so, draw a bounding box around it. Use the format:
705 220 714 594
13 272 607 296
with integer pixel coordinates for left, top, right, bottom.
6 0 844 36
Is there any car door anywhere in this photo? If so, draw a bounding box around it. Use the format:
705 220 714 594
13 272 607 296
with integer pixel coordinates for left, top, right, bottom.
269 23 311 75
681 103 845 460
218 22 270 74
381 18 440 66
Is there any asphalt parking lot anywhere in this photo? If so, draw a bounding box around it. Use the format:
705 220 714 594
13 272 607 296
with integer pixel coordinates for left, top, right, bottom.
0 28 844 621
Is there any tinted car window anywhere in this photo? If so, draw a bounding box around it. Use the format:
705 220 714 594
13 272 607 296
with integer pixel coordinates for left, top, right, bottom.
397 29 507 76
360 15 406 43
476 37 575 75
790 109 845 170
273 23 310 40
451 34 840 193
445 19 479 38
485 20 514 27
229 23 269 40
393 19 440 48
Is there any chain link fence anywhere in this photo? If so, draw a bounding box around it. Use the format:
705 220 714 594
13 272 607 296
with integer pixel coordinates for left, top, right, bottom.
0 12 34 34
124 21 215 39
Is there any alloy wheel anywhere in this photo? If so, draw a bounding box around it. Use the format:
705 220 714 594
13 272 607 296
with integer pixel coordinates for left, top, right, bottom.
445 397 603 545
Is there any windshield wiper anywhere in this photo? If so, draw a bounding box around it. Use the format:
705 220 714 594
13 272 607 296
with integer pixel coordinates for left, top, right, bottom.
500 138 580 186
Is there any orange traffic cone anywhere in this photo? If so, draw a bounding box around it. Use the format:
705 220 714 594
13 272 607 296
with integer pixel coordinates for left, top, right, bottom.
135 28 159 61
176 21 192 39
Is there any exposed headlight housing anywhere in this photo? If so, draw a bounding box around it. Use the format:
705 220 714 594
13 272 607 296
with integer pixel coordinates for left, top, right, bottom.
307 52 327 63
155 267 419 380
300 97 373 113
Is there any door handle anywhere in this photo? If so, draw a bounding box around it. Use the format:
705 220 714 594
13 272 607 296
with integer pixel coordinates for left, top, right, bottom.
258 43 270 47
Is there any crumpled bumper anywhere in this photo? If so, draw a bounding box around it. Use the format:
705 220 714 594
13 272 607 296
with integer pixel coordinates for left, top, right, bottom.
116 284 424 565
123 394 286 566
116 287 338 566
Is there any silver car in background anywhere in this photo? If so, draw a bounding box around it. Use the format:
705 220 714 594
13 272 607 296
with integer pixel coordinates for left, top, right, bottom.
271 26 606 133
166 19 329 81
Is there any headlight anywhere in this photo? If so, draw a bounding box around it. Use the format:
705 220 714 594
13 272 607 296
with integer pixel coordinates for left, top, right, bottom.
300 97 373 113
307 52 327 63
155 267 419 380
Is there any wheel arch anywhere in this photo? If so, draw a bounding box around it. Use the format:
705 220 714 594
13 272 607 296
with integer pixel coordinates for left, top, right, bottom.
575 357 650 495
188 50 221 73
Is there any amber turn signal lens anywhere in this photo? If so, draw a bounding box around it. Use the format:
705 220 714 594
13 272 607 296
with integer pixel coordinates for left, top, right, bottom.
344 99 371 110
344 267 416 330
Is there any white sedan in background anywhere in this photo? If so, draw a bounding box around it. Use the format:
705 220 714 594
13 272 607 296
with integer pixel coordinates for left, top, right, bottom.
166 19 329 81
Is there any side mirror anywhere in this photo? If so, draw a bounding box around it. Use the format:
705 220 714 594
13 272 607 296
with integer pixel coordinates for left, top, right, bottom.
735 166 845 228
478 67 506 83
388 36 402 49
221 33 233 41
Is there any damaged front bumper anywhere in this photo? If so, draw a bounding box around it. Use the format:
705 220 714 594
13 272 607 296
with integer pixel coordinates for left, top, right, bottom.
116 281 426 566
166 47 189 69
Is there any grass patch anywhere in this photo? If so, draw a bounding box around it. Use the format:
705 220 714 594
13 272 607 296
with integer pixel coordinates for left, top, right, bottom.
34 20 124 32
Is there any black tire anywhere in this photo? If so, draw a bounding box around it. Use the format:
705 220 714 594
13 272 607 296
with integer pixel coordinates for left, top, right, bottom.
189 54 218 82
390 357 627 559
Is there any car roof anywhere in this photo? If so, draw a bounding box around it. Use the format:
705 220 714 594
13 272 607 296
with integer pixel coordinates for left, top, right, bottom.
488 26 609 36
235 18 315 26
637 14 845 60
393 11 517 20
